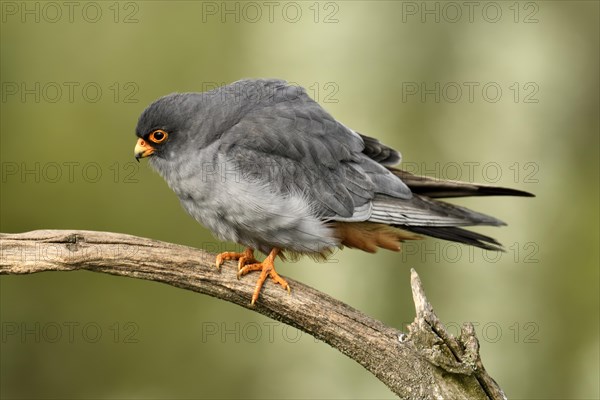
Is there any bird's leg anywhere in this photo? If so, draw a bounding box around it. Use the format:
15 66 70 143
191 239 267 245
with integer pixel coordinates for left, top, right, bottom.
237 248 290 305
215 247 257 271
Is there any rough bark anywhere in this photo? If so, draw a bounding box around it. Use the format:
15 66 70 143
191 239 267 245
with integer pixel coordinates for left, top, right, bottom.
0 230 506 399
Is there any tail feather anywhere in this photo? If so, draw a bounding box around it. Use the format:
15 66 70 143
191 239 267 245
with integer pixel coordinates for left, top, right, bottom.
369 194 506 228
327 158 533 253
398 225 504 251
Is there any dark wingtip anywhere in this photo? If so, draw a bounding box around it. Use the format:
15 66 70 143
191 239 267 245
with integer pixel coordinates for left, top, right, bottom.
389 167 536 198
477 186 535 197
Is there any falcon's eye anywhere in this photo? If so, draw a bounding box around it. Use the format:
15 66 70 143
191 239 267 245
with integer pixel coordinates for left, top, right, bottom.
148 129 168 144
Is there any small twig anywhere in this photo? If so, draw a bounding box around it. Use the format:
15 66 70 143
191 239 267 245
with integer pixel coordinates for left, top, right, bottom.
1 230 505 399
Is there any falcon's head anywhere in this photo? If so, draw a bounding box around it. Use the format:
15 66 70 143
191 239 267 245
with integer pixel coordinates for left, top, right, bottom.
133 93 202 162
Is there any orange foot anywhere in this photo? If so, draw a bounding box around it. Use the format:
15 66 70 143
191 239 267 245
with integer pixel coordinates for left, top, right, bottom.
215 248 257 271
215 248 291 305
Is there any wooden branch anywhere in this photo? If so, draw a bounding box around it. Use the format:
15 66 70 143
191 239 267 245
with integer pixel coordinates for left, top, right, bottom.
0 230 506 399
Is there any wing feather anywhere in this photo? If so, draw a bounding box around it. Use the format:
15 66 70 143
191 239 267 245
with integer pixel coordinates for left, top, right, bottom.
218 80 411 220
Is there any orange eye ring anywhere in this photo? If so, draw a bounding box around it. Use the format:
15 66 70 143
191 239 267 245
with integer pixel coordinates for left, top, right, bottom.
148 129 168 144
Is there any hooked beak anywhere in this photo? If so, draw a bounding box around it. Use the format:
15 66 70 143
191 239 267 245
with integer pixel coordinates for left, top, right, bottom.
134 138 155 162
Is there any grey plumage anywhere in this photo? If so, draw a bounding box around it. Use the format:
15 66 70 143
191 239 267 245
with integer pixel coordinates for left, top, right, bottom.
135 79 532 255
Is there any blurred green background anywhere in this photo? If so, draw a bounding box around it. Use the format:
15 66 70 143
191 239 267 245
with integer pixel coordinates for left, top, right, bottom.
1 1 598 399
